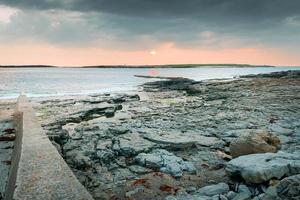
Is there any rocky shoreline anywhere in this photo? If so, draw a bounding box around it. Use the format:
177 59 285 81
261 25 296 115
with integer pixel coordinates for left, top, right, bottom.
0 100 16 199
33 70 300 200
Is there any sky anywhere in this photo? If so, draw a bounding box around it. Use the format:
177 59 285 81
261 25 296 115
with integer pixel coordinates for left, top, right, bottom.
0 0 299 66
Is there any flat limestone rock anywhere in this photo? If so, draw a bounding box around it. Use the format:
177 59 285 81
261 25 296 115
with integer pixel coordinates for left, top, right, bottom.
142 131 223 148
226 152 300 183
196 182 229 196
135 149 195 177
113 132 156 156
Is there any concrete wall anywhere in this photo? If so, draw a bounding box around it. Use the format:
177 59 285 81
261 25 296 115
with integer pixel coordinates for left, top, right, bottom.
5 95 93 200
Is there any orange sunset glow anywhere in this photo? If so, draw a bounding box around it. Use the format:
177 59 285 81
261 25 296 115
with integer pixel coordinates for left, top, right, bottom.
1 42 299 66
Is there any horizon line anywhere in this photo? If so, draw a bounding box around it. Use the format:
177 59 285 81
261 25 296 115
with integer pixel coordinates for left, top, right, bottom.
1 63 299 68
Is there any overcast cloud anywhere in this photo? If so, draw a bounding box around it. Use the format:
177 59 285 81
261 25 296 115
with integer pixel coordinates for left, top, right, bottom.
0 0 299 51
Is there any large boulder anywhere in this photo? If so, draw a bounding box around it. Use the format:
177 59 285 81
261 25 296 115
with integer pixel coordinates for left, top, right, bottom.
135 149 195 177
226 152 300 183
229 130 281 158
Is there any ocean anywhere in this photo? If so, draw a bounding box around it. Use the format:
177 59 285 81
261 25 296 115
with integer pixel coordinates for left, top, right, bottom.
0 66 298 99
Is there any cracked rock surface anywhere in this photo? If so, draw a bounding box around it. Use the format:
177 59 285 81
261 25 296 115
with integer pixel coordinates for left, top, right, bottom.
34 70 300 200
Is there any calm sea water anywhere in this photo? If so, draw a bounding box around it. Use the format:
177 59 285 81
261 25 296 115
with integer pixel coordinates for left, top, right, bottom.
0 67 298 99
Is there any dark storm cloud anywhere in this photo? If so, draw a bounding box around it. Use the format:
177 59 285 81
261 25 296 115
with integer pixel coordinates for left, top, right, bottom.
2 0 300 21
0 0 300 50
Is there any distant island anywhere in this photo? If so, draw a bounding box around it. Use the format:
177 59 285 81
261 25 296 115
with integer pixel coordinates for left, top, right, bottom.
0 64 282 68
0 65 56 68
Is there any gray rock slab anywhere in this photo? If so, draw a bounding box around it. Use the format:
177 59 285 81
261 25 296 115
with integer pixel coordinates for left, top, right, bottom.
135 149 195 177
196 182 230 196
226 152 300 183
114 132 156 156
231 192 251 200
143 131 223 148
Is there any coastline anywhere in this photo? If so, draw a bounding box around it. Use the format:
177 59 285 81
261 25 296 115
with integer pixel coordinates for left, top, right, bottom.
0 70 300 200
31 70 299 199
1 67 299 101
0 64 283 68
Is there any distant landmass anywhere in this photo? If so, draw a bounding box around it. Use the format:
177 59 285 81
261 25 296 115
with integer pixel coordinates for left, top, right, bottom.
81 64 278 68
0 65 56 68
0 64 281 68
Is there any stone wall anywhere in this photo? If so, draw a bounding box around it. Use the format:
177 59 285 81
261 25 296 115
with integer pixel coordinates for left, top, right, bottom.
4 95 93 200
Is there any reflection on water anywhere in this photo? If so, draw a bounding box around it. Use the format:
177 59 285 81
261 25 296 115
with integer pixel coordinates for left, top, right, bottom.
0 67 298 99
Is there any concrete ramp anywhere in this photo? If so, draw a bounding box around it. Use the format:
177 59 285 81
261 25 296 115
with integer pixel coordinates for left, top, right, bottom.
5 95 93 200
